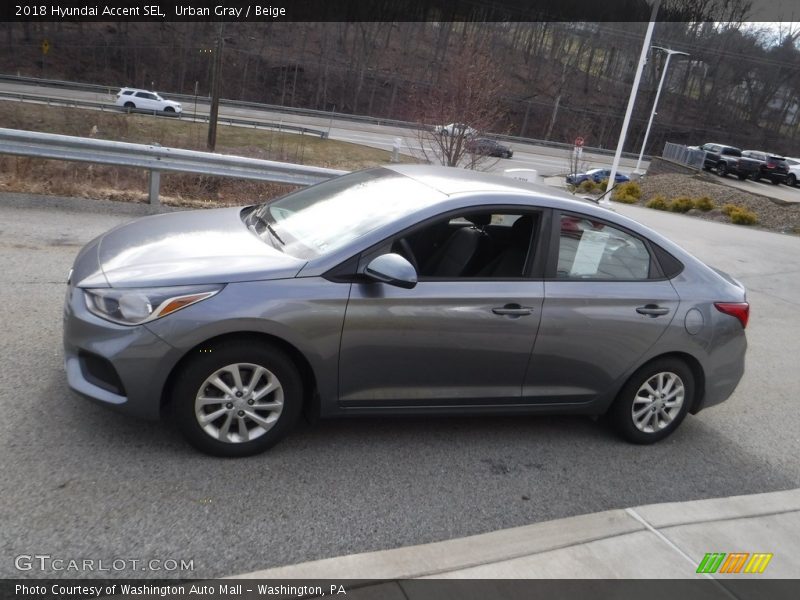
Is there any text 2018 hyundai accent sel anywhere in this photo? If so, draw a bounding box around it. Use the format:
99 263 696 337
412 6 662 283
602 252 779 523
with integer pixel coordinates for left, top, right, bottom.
64 166 748 456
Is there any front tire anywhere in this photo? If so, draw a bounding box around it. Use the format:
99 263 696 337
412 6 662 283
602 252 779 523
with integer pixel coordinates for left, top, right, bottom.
716 163 728 177
609 358 694 444
172 342 303 457
787 173 797 187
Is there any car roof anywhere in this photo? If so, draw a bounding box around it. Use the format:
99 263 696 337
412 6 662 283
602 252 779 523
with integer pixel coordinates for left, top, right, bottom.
383 165 597 207
119 87 161 95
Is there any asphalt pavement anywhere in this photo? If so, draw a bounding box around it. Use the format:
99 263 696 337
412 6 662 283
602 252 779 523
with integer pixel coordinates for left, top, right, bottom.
0 192 798 580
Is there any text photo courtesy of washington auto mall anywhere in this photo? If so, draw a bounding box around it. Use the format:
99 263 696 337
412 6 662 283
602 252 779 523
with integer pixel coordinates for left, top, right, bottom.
1 1 800 599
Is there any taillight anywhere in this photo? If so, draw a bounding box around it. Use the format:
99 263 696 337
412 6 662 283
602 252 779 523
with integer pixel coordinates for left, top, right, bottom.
714 302 749 328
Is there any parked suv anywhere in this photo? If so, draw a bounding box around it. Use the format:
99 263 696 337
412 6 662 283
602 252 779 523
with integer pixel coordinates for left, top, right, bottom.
698 143 761 180
784 157 800 187
115 88 182 115
742 150 790 185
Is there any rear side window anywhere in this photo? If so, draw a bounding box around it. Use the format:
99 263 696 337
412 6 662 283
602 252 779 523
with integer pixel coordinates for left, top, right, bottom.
556 215 651 280
722 148 741 156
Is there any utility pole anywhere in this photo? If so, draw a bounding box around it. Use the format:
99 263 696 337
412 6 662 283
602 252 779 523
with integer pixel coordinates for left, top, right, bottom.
207 22 225 152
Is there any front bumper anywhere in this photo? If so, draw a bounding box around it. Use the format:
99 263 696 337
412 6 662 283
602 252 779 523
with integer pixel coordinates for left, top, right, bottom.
63 285 179 420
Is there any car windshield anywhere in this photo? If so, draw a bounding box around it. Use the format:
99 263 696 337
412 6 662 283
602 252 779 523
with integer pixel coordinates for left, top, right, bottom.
247 168 442 260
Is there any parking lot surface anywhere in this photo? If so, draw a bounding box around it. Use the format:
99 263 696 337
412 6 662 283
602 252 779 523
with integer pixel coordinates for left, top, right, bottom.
0 193 798 579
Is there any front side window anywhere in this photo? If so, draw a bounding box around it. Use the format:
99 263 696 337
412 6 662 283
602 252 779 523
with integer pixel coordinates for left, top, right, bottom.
556 214 651 280
397 211 539 279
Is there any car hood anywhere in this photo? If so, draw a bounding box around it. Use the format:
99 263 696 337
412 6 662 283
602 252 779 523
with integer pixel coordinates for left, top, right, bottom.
73 207 306 288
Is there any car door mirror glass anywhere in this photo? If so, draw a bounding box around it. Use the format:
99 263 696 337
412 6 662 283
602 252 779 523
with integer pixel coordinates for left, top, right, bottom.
365 253 417 289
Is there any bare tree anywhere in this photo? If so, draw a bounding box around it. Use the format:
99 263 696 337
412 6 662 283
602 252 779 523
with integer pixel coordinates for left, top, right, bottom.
409 37 508 168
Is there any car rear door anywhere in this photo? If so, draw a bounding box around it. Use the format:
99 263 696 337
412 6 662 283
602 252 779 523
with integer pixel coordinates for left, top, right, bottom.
522 212 680 405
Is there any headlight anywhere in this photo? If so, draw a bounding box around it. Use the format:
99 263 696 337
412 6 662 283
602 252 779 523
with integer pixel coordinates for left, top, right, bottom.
84 284 223 326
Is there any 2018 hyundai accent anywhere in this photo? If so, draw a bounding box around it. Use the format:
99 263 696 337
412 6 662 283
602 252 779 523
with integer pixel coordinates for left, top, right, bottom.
63 166 748 456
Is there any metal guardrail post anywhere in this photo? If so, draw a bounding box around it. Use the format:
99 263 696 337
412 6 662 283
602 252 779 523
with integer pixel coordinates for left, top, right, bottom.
148 170 161 206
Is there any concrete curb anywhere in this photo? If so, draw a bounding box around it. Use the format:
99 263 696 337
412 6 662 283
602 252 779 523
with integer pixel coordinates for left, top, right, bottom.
231 488 800 580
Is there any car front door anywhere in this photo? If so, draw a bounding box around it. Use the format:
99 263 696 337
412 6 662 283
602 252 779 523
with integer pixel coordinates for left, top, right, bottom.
337 209 546 409
522 212 680 405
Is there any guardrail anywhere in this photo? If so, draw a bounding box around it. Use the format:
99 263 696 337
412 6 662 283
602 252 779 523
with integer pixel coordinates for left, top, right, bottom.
662 142 705 170
0 128 346 205
0 90 329 138
0 73 648 161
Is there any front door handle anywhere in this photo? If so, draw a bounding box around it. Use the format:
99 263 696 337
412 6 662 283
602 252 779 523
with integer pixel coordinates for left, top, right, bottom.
636 304 670 317
492 303 532 317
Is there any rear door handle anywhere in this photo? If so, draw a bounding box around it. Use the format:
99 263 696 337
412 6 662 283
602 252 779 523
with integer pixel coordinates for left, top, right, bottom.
492 304 532 317
636 304 670 317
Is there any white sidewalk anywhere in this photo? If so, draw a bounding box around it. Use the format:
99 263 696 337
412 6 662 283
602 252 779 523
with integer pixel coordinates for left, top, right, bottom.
231 489 800 580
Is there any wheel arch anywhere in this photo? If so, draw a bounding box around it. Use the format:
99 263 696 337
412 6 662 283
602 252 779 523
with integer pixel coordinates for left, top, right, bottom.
160 331 319 418
612 351 706 414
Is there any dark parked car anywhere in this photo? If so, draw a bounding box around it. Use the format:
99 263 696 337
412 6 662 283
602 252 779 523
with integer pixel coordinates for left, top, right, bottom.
466 138 513 158
741 151 790 185
698 143 761 180
566 168 630 185
64 166 748 456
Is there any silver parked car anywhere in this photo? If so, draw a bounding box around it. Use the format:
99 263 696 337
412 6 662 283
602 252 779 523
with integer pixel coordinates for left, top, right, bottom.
63 166 748 456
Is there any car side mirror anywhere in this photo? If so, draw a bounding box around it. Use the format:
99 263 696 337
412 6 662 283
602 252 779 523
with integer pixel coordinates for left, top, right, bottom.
365 253 417 289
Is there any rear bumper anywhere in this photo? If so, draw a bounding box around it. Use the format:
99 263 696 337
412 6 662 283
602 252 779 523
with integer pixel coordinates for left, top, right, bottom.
693 328 747 413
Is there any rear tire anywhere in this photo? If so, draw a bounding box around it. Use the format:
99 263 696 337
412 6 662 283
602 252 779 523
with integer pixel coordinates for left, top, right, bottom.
609 358 694 444
172 341 303 457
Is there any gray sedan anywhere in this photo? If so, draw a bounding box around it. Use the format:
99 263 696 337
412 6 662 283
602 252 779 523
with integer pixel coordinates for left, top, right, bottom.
63 166 748 456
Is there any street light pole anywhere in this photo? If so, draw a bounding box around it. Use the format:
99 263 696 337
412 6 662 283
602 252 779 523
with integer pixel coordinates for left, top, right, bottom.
634 46 690 173
604 0 661 202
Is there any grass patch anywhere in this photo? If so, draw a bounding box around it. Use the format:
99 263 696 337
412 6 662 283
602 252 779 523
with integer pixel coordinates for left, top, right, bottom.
577 179 600 193
729 207 758 225
694 196 715 211
645 195 669 210
669 196 695 213
611 181 641 204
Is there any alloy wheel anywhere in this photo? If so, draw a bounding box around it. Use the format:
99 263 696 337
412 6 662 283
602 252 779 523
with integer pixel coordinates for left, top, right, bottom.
631 371 685 433
194 363 284 444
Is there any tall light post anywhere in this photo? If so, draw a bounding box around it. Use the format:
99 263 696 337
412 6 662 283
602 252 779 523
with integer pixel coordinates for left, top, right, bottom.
634 46 690 173
604 0 661 202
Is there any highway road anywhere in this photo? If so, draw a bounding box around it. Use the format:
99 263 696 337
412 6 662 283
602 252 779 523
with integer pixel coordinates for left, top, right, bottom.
0 80 644 178
0 191 798 579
